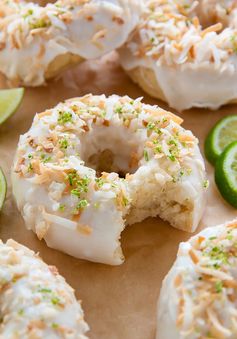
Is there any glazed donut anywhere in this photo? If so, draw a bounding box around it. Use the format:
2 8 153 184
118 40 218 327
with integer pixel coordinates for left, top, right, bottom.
157 218 237 339
0 239 88 338
0 0 141 86
12 94 207 265
119 0 237 111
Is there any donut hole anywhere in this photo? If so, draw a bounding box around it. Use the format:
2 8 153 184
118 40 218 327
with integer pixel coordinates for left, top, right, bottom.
87 149 128 178
80 125 144 178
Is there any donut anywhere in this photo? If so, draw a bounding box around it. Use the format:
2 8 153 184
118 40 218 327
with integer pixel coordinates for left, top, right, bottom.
157 218 237 339
119 0 237 111
0 238 89 338
0 0 141 86
12 94 207 265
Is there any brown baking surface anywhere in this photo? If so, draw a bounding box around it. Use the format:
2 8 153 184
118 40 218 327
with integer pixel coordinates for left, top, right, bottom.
0 52 236 339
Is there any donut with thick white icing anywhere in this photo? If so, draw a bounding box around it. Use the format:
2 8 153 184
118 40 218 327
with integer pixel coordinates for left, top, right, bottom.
12 94 207 265
0 0 142 86
157 218 237 339
0 239 88 338
119 0 237 111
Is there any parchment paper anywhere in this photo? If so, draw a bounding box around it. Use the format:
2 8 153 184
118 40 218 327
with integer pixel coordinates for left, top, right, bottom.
0 52 236 339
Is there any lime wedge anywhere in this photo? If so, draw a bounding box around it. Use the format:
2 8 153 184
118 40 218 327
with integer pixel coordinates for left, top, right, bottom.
0 168 7 210
215 141 237 208
0 88 24 124
205 115 237 165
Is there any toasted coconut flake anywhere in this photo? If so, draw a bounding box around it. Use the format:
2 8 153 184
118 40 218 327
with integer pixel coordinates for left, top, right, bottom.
189 249 199 264
207 308 232 338
174 273 182 287
77 224 92 235
201 23 223 37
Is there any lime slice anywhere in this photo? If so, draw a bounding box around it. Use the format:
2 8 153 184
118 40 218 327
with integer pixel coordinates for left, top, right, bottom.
215 141 237 208
0 88 24 124
205 115 237 165
0 168 7 210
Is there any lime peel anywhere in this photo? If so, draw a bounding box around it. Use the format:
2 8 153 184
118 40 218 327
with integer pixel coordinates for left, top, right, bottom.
0 88 24 124
0 168 7 210
205 115 237 165
215 141 237 208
